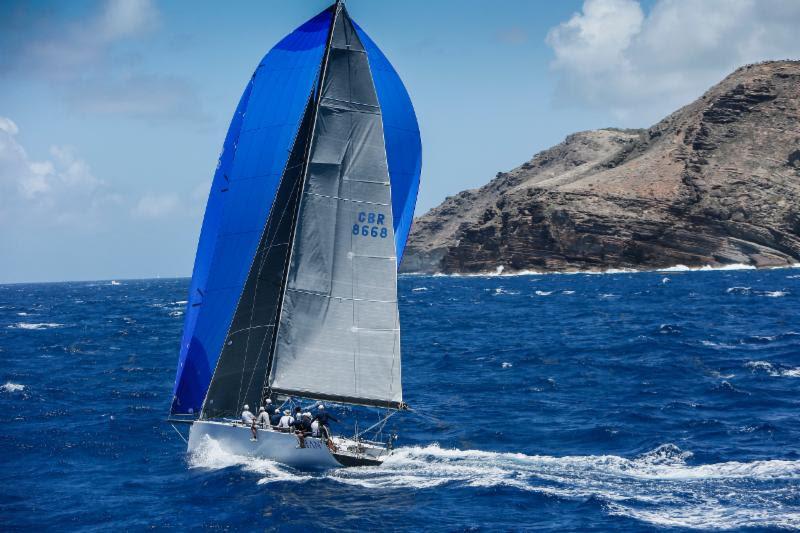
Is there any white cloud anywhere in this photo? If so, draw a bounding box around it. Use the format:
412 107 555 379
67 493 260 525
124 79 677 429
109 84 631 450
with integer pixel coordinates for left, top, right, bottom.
132 193 181 219
98 0 159 41
1 0 205 122
0 115 203 229
0 116 116 226
546 0 800 125
3 0 159 80
65 74 207 122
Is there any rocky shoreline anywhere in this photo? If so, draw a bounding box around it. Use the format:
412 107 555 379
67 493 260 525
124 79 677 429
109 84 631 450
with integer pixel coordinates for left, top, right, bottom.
402 61 800 275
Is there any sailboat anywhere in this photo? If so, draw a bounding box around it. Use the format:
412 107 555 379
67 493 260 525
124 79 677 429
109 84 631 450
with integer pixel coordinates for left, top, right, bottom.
169 0 421 469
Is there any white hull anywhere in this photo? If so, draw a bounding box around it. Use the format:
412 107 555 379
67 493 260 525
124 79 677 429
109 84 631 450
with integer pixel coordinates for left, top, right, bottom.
187 420 388 469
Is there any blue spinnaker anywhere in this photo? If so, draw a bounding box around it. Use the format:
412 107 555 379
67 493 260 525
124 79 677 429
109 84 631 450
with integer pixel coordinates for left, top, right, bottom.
171 8 332 415
354 23 422 264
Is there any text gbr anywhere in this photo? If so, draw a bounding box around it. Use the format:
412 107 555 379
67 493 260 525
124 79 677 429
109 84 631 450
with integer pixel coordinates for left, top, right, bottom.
353 211 388 238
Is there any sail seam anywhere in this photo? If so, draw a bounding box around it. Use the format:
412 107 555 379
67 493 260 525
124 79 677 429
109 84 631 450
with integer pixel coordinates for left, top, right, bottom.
286 287 396 304
304 191 389 206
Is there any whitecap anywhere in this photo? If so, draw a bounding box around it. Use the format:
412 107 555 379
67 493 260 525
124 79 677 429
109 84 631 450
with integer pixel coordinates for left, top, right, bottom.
8 322 63 330
2 382 24 393
501 362 513 368
534 290 553 296
562 290 575 295
726 286 751 295
746 360 800 378
493 288 519 296
173 300 188 305
416 262 797 278
411 287 428 292
762 291 787 298
659 263 757 272
110 280 121 286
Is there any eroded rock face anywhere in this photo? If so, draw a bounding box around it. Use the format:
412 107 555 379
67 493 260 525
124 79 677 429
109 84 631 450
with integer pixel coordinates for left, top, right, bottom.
402 61 800 274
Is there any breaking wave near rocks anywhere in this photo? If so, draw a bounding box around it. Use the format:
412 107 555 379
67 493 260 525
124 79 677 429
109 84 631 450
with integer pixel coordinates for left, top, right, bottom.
190 439 800 530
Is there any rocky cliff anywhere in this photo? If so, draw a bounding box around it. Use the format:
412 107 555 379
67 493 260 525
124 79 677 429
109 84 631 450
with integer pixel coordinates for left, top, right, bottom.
402 61 800 274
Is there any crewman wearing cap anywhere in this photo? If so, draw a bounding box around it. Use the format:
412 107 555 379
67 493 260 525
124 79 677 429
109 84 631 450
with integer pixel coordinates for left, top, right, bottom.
241 404 257 441
313 404 338 443
278 409 295 432
270 408 281 427
256 406 270 428
241 404 255 425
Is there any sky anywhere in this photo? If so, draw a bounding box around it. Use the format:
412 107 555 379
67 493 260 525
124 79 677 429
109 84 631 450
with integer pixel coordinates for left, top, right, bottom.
1 0 799 283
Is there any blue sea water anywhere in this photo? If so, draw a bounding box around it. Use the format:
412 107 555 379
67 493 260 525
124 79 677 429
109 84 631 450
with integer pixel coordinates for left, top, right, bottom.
1 268 799 531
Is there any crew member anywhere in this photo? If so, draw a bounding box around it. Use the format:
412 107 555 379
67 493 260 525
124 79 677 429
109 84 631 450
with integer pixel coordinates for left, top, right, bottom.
256 406 270 428
241 404 255 425
278 409 294 432
313 404 338 434
313 404 338 450
270 408 282 427
294 411 311 448
241 404 257 441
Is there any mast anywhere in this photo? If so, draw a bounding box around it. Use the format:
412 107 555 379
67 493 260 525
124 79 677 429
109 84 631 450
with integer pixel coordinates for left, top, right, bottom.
260 1 344 405
195 6 337 420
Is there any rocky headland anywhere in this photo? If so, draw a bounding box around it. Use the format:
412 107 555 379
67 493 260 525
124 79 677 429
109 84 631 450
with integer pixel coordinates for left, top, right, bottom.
402 61 800 274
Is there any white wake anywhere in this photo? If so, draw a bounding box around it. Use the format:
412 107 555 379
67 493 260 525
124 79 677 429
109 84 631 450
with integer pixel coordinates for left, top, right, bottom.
188 439 799 530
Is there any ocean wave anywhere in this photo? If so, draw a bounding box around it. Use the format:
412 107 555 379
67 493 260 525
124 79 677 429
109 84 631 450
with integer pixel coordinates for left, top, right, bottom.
189 438 800 530
534 290 553 296
492 288 519 296
659 263 757 272
746 361 800 378
409 262 800 278
2 382 24 393
8 322 63 330
726 287 790 298
726 286 751 295
411 287 428 292
763 290 788 298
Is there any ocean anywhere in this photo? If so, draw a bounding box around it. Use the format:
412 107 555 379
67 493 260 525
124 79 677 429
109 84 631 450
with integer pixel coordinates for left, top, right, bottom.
1 268 799 531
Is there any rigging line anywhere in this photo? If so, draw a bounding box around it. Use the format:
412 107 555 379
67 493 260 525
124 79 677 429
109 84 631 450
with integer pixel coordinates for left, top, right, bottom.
238 169 306 409
170 423 188 445
227 324 273 337
262 2 341 404
198 26 323 421
264 1 342 401
354 410 397 440
215 97 313 415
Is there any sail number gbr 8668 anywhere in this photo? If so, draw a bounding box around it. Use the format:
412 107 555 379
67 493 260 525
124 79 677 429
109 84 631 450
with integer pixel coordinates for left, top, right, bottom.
353 211 388 239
